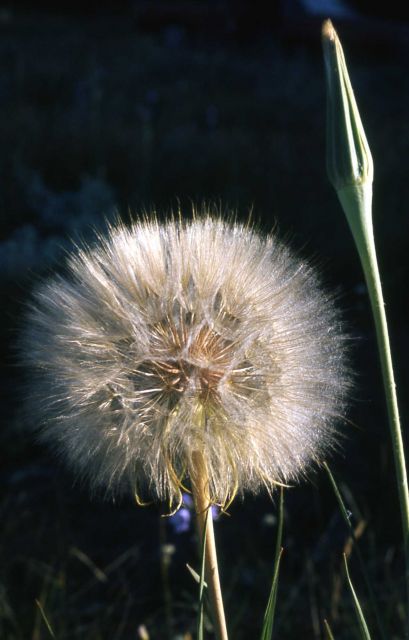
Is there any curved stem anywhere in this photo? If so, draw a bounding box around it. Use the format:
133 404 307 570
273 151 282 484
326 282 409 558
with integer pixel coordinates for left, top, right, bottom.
191 450 229 640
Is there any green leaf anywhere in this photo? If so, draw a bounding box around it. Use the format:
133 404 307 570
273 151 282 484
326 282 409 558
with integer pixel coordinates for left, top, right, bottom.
260 487 284 640
343 554 372 640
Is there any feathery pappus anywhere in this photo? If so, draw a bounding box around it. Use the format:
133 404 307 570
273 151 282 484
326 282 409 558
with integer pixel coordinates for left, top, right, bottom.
21 215 349 510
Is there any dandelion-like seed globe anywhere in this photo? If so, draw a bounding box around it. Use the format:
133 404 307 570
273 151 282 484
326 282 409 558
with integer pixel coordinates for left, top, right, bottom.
23 216 348 510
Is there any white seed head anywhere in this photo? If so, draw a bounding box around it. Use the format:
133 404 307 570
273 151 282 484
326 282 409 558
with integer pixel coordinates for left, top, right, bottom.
21 215 349 508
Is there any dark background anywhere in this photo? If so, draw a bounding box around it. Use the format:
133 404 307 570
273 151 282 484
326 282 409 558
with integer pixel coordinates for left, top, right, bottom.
0 2 408 638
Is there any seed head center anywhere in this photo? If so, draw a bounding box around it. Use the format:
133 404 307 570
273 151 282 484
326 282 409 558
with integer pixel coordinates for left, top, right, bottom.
154 356 226 403
151 321 233 403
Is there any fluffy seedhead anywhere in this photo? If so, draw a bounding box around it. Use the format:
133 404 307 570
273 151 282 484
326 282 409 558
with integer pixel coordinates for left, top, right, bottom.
22 216 349 509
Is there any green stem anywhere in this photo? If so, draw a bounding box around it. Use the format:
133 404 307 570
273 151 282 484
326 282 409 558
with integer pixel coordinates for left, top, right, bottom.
338 184 409 624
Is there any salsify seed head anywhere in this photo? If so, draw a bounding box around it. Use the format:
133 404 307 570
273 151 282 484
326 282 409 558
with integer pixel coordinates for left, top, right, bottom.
22 215 349 509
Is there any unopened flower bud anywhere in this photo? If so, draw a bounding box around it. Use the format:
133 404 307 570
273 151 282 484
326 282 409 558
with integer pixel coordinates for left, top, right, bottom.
322 19 373 192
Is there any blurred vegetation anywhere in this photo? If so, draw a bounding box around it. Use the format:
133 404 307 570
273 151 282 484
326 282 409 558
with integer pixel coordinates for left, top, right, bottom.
0 7 408 639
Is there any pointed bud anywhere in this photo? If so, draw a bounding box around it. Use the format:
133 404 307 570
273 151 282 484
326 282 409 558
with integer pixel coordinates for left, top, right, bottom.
322 19 373 192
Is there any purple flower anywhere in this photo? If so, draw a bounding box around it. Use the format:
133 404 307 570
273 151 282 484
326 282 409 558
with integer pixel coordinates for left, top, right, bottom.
169 505 191 534
169 493 219 534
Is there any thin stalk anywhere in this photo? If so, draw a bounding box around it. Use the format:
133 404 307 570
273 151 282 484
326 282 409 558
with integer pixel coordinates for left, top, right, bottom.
323 619 336 640
35 600 56 639
343 553 372 640
191 450 228 640
322 20 409 634
338 184 409 632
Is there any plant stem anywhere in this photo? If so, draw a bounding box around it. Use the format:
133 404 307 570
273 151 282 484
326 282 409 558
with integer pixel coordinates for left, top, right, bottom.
191 450 229 640
338 184 409 629
323 18 409 633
